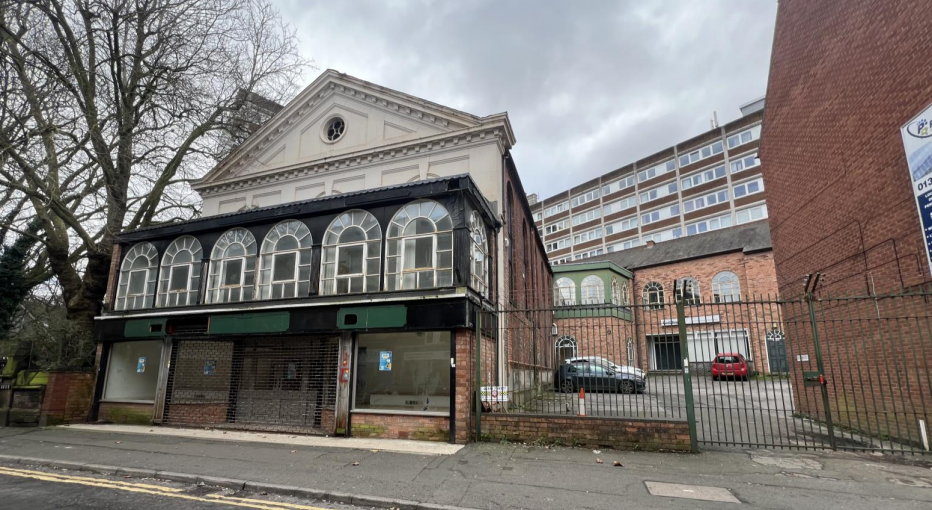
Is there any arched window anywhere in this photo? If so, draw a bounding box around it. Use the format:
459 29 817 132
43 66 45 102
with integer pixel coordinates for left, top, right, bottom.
621 281 631 306
643 282 664 309
554 277 576 306
611 277 620 305
712 271 741 303
581 275 605 305
207 228 257 303
157 236 203 307
469 211 489 296
385 199 453 290
320 210 382 295
115 243 158 310
676 277 701 305
555 335 578 363
258 220 314 299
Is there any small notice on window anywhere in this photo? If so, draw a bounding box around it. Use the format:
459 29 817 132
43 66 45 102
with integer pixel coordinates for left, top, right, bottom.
480 386 509 402
204 360 216 376
379 351 392 371
136 357 146 373
796 354 810 362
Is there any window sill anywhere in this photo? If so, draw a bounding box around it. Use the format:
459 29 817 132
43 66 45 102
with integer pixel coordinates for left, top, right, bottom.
100 399 155 405
351 409 450 418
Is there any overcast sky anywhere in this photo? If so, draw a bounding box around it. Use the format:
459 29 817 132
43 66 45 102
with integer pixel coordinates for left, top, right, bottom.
273 0 778 199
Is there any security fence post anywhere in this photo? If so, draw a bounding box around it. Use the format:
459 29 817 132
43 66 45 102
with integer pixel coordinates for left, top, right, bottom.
805 274 836 450
676 294 699 452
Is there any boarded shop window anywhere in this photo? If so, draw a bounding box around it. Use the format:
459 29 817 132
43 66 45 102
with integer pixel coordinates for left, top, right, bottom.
103 341 162 402
353 332 451 414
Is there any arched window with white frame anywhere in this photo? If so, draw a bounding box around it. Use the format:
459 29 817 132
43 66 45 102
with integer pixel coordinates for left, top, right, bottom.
320 210 382 295
712 271 741 303
469 211 489 296
621 281 631 305
157 236 203 307
611 277 620 305
555 335 578 363
581 275 605 305
643 281 664 309
384 200 453 290
676 277 701 305
207 228 257 303
258 220 314 299
553 277 576 306
115 243 159 310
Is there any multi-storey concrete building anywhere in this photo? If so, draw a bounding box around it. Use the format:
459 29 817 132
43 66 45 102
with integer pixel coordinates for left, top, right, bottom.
530 99 767 264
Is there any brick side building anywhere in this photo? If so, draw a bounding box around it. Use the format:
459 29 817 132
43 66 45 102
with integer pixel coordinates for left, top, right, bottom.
759 0 932 446
760 0 932 296
558 222 782 375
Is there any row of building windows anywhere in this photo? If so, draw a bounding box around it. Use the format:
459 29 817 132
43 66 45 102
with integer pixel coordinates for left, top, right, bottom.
642 271 742 307
114 200 490 311
553 276 630 306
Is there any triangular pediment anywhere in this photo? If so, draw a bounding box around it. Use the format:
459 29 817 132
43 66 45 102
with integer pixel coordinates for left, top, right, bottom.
199 70 486 184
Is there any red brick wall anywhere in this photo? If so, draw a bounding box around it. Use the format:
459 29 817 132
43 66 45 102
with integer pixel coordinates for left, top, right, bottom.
631 248 780 372
760 0 932 297
504 162 553 309
481 414 690 451
164 403 228 425
40 372 95 425
350 413 449 441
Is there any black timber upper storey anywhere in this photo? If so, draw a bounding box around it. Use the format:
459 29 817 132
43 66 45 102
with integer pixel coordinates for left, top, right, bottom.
117 174 499 243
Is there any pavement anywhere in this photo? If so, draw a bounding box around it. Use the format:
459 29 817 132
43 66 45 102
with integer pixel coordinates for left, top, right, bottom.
0 425 931 509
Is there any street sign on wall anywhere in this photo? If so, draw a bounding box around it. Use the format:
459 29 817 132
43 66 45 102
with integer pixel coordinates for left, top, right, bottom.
901 102 932 278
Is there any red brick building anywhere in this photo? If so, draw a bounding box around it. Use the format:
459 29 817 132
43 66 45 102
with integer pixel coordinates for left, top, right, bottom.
760 0 932 296
759 0 932 446
576 222 783 374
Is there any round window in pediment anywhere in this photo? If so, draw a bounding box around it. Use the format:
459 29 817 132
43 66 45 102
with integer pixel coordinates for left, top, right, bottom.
324 116 346 142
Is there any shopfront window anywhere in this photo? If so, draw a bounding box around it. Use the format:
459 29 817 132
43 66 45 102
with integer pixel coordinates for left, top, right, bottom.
103 341 163 402
353 332 451 414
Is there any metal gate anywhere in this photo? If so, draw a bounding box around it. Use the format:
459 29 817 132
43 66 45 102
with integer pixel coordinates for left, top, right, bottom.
480 284 932 454
163 336 340 433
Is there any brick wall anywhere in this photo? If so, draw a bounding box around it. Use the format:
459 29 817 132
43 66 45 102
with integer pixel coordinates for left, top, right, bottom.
760 0 932 447
631 247 780 372
98 402 155 425
480 414 690 451
760 0 932 297
350 413 449 441
40 372 95 426
503 160 553 309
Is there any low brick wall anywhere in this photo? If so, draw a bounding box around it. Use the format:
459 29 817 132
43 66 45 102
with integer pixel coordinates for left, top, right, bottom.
40 371 95 426
98 402 155 425
480 414 691 451
165 403 229 425
351 412 450 441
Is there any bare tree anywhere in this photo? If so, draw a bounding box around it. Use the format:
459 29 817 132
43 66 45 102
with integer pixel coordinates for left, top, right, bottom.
0 0 309 341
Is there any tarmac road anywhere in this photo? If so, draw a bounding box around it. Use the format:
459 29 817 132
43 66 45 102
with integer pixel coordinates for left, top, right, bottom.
0 464 360 510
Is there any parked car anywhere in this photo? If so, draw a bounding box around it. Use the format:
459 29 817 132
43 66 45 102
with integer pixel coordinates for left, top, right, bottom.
565 356 647 379
711 353 749 381
555 363 646 394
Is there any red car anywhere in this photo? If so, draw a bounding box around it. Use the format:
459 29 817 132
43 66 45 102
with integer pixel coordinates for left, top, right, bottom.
711 353 749 381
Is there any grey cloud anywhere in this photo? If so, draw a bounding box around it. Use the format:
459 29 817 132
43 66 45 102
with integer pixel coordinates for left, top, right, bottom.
274 0 776 198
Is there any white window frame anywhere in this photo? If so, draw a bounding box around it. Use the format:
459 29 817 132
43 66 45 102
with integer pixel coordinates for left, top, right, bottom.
166 264 192 293
572 208 601 226
683 188 729 214
736 204 768 224
733 177 765 199
400 234 438 287
573 227 603 245
679 140 724 167
686 213 733 236
681 164 727 190
726 125 762 149
571 188 600 208
271 250 300 284
730 152 760 174
602 174 636 195
126 269 150 299
220 257 246 288
544 201 569 218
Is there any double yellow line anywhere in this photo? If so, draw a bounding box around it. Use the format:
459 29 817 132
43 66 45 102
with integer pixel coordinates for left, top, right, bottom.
0 465 332 510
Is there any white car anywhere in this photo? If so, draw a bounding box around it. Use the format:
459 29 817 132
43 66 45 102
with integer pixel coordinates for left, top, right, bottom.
566 356 647 380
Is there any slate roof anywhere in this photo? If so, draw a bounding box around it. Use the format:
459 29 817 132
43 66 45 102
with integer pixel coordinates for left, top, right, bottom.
585 221 772 270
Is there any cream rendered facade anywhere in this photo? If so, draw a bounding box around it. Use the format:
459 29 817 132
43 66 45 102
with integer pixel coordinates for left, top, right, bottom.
193 69 517 313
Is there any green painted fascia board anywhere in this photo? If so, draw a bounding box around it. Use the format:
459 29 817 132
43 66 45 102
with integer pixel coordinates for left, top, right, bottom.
124 318 167 338
338 305 407 329
552 261 634 279
208 311 290 335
